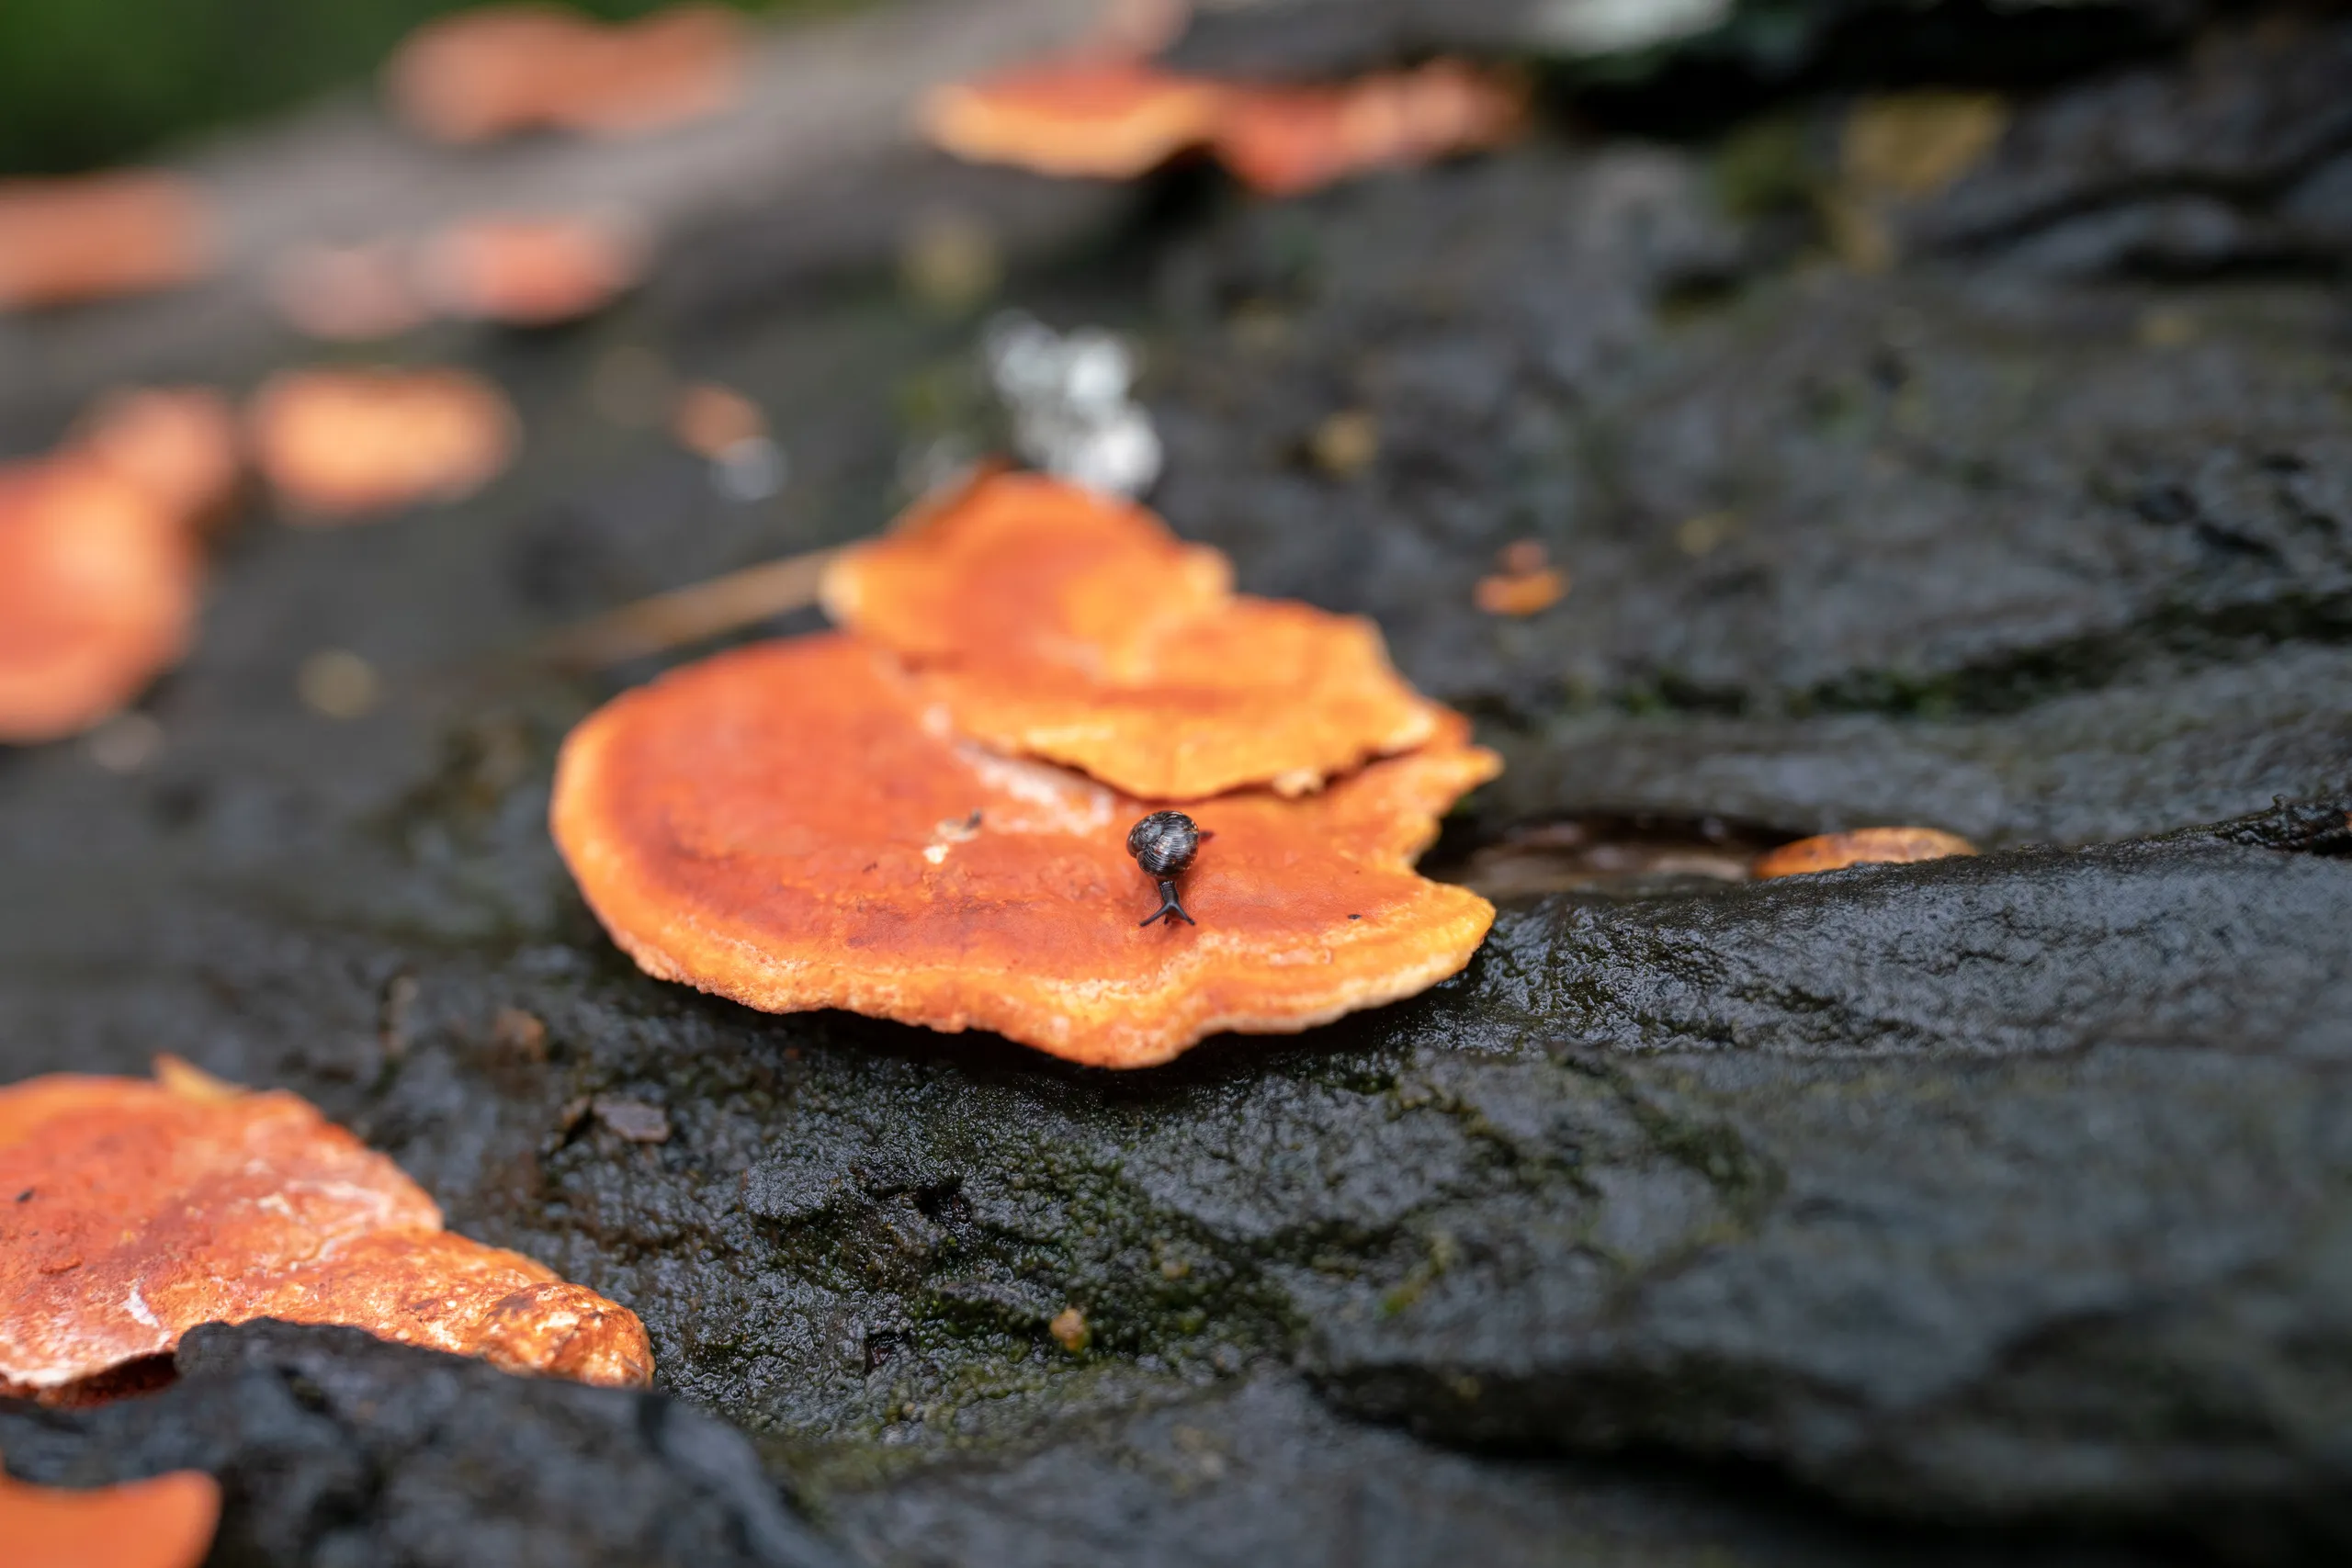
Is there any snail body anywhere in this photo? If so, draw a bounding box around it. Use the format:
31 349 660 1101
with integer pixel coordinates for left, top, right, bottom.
1126 810 1199 926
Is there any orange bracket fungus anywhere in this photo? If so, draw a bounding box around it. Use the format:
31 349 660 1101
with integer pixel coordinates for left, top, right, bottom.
551 634 1497 1067
248 367 516 520
72 387 243 532
418 212 647 326
1208 61 1529 198
1 1459 219 1568
269 241 433 342
0 172 213 310
922 59 1229 181
0 1060 652 1402
0 386 238 743
272 216 644 338
821 472 1437 798
922 55 1524 197
386 4 745 144
1753 827 1981 880
0 457 198 745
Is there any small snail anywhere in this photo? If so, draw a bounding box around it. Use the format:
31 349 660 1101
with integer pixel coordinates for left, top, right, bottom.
1126 810 1199 927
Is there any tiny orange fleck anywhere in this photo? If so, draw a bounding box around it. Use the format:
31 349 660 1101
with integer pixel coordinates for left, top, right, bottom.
672 384 768 458
1496 539 1547 577
1309 410 1379 477
1049 1305 1090 1352
488 1007 548 1061
1475 565 1566 617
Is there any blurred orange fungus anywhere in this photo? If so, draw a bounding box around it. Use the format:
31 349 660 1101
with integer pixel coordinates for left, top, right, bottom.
271 214 644 339
923 60 1229 180
0 1460 220 1568
419 212 647 325
1475 539 1566 617
268 242 431 342
672 383 768 457
1210 61 1529 197
0 172 213 310
922 55 1524 195
73 388 243 531
248 367 516 519
0 1059 653 1403
0 457 198 745
386 4 746 143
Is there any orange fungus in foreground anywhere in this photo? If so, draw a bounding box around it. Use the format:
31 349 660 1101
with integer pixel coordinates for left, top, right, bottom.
549 635 1498 1067
1 1461 220 1568
0 1062 652 1402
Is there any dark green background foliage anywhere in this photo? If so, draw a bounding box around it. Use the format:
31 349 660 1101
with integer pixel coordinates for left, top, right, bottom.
0 0 835 177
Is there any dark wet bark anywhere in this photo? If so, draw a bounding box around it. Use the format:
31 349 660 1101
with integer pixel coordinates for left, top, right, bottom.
6 8 2352 1565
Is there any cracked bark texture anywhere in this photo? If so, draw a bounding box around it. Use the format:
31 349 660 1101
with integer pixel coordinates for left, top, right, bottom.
5 6 2351 1564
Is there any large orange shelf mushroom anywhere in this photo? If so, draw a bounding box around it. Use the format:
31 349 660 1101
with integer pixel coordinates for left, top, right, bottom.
822 472 1436 798
0 457 199 744
1 1460 219 1568
551 634 1496 1068
0 1061 651 1403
